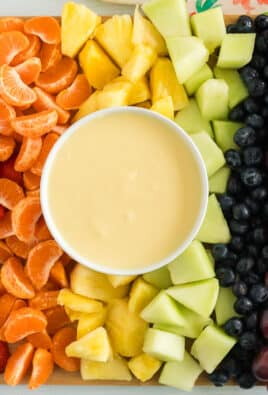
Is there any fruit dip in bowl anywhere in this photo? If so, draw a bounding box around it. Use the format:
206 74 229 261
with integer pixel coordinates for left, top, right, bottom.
41 107 208 275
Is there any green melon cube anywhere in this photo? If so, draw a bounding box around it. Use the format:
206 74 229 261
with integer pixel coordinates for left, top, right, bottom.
213 120 242 152
217 33 256 69
143 328 185 362
191 7 226 53
166 36 209 84
168 240 215 285
191 325 236 373
196 79 229 121
214 67 248 108
184 64 213 96
175 99 213 137
215 287 237 326
143 266 172 289
209 166 230 194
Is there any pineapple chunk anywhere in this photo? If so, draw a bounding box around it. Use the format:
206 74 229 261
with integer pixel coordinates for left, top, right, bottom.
106 299 148 357
151 96 174 120
122 45 157 83
77 308 107 339
66 327 112 362
128 353 162 382
61 2 101 58
107 275 137 288
64 307 85 322
136 101 152 109
97 77 132 109
95 15 133 67
129 277 158 314
81 357 132 381
150 58 189 111
71 264 129 302
58 288 103 314
73 91 99 122
128 77 151 105
79 40 120 89
132 7 167 56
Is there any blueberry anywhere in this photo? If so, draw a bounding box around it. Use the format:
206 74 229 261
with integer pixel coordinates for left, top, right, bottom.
221 358 240 378
244 271 261 285
253 227 268 244
237 372 256 389
240 167 263 187
256 127 267 143
230 236 244 252
229 104 246 122
232 203 250 220
234 297 254 314
250 54 266 70
227 24 239 33
234 127 257 148
251 187 267 200
225 149 242 169
216 267 236 287
224 251 238 266
232 281 248 297
243 97 260 114
257 258 267 273
245 114 264 129
236 257 255 274
264 202 268 218
229 219 249 235
218 194 236 213
261 106 268 118
247 244 259 258
256 35 268 53
244 197 260 214
255 14 268 31
245 311 258 330
239 332 258 350
208 370 229 387
251 217 263 227
237 15 254 33
243 147 263 167
227 176 243 197
248 79 266 97
224 317 244 337
249 284 268 303
262 245 268 259
212 244 229 260
240 66 259 84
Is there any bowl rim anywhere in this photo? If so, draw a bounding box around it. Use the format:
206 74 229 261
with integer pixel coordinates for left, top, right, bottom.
41 106 208 275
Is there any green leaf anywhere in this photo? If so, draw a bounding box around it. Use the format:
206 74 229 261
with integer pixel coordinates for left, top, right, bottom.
195 0 221 12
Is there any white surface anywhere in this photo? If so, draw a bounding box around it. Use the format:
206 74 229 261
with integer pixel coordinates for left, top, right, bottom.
0 1 264 394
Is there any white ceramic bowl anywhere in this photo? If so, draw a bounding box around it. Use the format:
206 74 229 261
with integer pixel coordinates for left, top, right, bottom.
41 107 208 276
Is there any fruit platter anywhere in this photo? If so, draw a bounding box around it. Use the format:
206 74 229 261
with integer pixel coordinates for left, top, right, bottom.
1 0 268 391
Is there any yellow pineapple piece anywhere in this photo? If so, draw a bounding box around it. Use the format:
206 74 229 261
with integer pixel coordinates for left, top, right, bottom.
61 2 101 58
122 45 157 83
79 40 120 89
66 327 112 362
97 77 132 109
64 307 85 322
95 15 133 67
70 264 129 302
107 275 137 288
73 91 99 122
106 299 148 357
128 353 162 382
58 288 103 314
128 76 151 105
81 357 132 381
136 100 152 109
150 57 189 111
151 96 174 120
132 7 167 56
128 277 158 314
77 308 107 339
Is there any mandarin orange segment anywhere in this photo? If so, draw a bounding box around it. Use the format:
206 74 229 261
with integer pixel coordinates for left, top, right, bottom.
0 97 16 137
26 189 40 198
6 235 31 259
0 298 28 341
12 197 41 243
35 216 51 241
33 87 70 125
0 212 14 239
45 305 70 335
36 57 78 94
11 109 58 138
1 256 35 299
31 132 59 176
12 35 41 66
0 17 24 33
14 137 42 172
23 171 40 191
27 330 52 350
4 307 47 343
52 327 80 372
50 260 68 288
51 124 68 135
0 240 12 263
15 57 41 85
4 342 34 386
0 178 24 210
0 31 29 66
39 43 62 72
0 277 6 295
29 348 54 389
24 17 61 45
25 240 63 290
0 136 15 162
29 290 59 310
0 65 37 107
0 154 22 185
0 293 16 327
56 74 92 110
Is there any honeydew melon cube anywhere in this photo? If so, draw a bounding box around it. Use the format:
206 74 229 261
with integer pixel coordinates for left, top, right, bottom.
191 7 226 53
166 36 209 84
213 120 242 152
217 33 256 69
140 291 186 327
168 240 215 285
191 325 236 373
143 328 185 362
167 278 219 318
175 99 213 138
209 166 231 194
142 0 191 38
215 287 237 326
184 64 213 96
143 266 172 289
191 132 225 177
214 67 248 108
196 79 229 121
159 351 203 391
197 194 231 244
